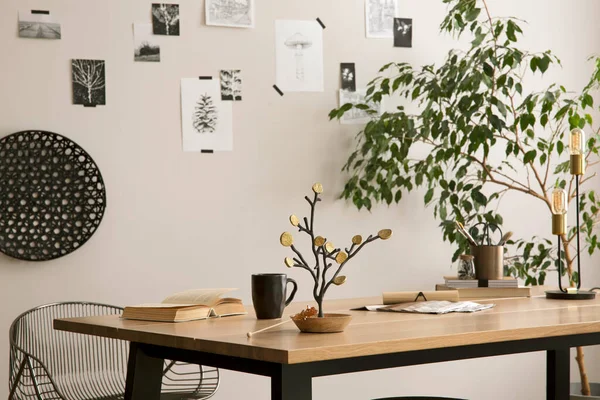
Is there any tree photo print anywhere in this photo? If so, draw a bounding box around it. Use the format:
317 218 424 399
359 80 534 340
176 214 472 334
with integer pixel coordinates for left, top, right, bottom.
152 3 180 36
71 59 106 106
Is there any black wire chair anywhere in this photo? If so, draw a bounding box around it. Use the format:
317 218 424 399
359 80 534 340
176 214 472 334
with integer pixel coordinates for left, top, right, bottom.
8 302 220 400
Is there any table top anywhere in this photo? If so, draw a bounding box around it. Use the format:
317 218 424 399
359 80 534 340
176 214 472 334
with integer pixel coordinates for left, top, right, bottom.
54 296 600 364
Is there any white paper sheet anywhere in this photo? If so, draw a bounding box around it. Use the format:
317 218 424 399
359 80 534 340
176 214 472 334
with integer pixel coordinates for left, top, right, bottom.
365 0 397 38
275 20 324 92
206 0 254 28
181 78 233 152
339 89 382 125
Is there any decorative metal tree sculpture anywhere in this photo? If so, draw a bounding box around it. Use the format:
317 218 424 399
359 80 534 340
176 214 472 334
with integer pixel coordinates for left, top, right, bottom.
280 183 392 317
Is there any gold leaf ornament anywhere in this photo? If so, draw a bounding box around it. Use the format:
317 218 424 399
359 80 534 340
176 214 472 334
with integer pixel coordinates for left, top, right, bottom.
333 276 347 285
312 183 323 194
378 229 393 240
289 214 300 227
284 257 294 268
352 235 363 245
280 232 294 247
314 236 326 247
335 252 348 264
325 242 335 253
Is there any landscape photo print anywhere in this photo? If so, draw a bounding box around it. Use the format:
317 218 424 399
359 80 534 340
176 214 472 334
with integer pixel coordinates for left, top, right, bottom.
134 23 160 62
18 10 61 39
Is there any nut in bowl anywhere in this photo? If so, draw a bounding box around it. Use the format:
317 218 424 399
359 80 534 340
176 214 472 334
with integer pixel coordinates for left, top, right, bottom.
291 307 352 333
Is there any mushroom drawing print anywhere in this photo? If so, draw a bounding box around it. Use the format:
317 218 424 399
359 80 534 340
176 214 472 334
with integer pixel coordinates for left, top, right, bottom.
275 20 324 92
152 3 180 36
71 59 106 106
180 78 233 152
365 0 396 38
206 0 254 28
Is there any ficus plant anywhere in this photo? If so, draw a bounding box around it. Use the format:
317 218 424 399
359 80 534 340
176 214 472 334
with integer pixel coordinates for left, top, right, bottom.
329 0 600 394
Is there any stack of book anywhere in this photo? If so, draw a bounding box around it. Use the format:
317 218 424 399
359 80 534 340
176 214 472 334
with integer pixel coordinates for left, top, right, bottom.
436 276 531 298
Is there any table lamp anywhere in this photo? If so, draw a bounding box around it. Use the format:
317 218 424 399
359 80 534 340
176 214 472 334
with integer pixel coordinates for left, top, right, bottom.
546 129 596 300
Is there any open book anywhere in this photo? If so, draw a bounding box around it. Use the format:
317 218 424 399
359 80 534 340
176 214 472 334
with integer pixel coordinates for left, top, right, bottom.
122 288 247 322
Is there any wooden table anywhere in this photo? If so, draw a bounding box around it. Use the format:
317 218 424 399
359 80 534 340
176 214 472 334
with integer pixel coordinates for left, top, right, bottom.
54 296 600 400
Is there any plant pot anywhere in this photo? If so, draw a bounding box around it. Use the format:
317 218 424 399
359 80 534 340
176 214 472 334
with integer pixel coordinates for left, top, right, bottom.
571 383 600 399
291 313 352 333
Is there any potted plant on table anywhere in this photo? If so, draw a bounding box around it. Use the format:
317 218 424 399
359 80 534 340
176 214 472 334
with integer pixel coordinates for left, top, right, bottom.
330 0 600 395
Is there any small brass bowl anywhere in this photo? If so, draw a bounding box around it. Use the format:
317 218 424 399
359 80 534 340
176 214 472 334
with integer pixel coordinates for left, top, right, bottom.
291 313 352 333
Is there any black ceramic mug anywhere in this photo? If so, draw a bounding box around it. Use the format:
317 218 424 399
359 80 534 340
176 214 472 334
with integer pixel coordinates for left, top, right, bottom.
251 273 298 319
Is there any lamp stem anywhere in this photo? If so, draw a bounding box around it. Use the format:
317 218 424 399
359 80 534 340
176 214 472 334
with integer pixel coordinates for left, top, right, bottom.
558 234 566 293
576 175 582 289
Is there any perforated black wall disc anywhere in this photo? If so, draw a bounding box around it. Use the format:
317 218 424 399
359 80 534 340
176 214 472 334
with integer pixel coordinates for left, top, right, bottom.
0 130 106 261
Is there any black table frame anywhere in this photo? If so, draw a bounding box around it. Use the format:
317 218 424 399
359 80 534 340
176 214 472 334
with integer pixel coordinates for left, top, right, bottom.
124 332 600 400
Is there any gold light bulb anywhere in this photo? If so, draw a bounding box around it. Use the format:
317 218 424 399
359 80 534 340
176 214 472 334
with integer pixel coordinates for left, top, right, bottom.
551 188 568 215
570 128 585 155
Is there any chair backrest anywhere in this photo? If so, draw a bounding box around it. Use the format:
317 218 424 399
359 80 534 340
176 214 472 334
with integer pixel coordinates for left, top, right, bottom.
10 302 128 400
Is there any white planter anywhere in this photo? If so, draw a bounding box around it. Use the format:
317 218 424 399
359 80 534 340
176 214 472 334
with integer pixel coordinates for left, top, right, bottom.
571 383 600 399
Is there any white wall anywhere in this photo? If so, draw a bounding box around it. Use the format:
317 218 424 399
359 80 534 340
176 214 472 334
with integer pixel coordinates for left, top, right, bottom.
2 0 600 399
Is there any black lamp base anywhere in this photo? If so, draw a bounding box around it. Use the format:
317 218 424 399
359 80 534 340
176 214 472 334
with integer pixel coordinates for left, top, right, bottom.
545 290 596 300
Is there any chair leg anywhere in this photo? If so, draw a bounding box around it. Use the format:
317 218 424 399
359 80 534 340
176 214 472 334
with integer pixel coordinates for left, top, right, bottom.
8 358 27 400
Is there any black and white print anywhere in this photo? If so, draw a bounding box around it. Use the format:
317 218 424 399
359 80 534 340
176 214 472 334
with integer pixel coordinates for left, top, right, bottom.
394 18 412 48
72 59 106 106
152 3 180 36
275 20 324 92
365 0 396 38
340 63 356 92
134 23 160 62
18 10 61 39
220 70 242 101
193 94 218 133
206 0 254 28
181 78 233 152
339 89 382 125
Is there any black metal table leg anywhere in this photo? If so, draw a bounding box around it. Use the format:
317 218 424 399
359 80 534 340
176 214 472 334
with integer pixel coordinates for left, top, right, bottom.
124 343 165 400
547 348 570 400
271 364 312 400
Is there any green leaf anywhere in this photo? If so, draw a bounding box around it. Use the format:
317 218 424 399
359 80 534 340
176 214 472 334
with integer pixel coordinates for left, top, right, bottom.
530 57 538 72
557 141 564 155
465 8 481 21
424 188 434 205
538 56 550 73
524 150 537 164
471 190 487 206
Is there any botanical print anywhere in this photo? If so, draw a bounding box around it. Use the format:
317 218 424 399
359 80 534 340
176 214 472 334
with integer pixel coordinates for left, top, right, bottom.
180 78 233 152
275 20 324 92
394 18 412 48
340 63 356 92
206 0 254 28
220 70 242 101
193 94 218 133
152 3 180 36
72 59 106 106
339 89 382 125
18 10 61 39
134 23 160 62
365 0 396 39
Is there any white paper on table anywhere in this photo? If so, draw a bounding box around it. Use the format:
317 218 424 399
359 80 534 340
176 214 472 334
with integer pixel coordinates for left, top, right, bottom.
275 20 324 93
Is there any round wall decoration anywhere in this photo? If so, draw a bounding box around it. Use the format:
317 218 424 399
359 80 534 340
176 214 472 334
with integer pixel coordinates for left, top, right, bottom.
0 130 106 261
